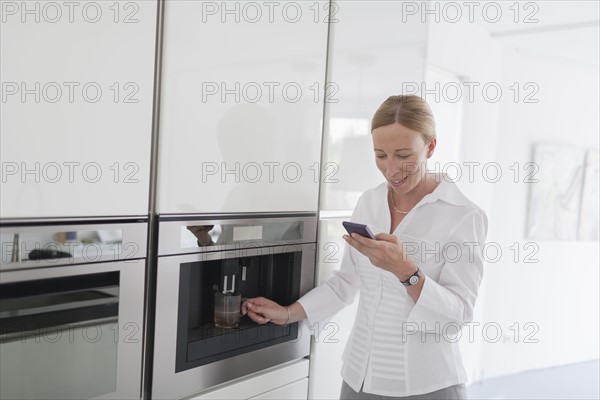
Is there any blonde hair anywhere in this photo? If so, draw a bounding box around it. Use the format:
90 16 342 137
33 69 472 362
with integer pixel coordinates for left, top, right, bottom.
371 95 436 143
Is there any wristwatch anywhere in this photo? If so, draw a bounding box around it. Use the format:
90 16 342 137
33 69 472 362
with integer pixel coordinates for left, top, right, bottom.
400 267 421 287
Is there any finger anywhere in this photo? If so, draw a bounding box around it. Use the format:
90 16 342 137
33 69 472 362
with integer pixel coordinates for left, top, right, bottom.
246 310 263 323
343 234 361 250
246 309 261 322
343 233 366 247
344 234 375 256
247 302 273 317
350 232 378 247
243 297 261 307
247 310 270 324
374 233 398 243
248 296 270 306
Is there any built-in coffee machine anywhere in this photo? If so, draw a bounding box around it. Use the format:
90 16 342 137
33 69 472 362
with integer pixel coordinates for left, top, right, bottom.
151 214 316 399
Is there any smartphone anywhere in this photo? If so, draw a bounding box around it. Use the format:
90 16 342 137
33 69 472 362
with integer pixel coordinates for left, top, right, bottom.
342 221 376 240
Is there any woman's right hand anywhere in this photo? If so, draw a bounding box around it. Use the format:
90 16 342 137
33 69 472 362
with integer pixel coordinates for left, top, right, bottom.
242 297 289 325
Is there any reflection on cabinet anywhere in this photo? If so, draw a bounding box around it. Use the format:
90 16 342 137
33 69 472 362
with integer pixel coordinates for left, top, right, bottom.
0 2 157 217
157 1 329 213
319 1 429 212
191 359 309 400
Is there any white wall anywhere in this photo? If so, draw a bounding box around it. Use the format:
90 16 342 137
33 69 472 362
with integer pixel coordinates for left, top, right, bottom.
428 12 600 384
479 47 600 379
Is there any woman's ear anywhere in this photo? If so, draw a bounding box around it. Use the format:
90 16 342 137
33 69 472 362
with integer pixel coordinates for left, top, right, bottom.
426 137 437 158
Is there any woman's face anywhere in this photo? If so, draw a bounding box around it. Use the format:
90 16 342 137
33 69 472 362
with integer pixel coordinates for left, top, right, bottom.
372 123 436 195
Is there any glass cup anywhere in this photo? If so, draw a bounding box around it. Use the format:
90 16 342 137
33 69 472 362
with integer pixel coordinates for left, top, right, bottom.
214 292 242 329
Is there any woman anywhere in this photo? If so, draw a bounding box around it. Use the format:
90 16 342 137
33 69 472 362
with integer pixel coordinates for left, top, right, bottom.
242 95 488 400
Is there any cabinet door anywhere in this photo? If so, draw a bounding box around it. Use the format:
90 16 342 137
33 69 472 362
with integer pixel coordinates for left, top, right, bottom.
191 359 309 400
157 1 329 213
1 1 157 217
250 378 308 400
319 1 429 212
308 217 358 400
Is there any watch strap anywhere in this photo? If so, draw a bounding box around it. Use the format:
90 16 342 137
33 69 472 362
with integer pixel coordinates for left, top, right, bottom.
400 267 420 286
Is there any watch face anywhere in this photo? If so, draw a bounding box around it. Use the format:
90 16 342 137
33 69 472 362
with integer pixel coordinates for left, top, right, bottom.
409 275 419 285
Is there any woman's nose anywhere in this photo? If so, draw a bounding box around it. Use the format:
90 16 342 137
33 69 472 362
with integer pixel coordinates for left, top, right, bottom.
388 159 416 177
387 159 401 175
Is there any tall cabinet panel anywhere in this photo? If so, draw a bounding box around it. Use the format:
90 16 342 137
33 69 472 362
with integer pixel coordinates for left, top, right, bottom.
309 2 429 398
309 218 358 400
319 1 429 213
0 1 158 217
157 1 329 213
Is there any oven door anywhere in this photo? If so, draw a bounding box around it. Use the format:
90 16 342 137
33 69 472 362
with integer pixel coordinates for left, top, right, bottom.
152 243 315 400
0 260 145 400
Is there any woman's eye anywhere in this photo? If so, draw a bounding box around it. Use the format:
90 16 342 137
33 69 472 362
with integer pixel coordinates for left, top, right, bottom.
396 154 410 159
376 155 386 159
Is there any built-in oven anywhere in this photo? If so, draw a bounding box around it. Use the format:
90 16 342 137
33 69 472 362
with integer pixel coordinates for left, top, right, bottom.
0 218 147 400
151 213 317 400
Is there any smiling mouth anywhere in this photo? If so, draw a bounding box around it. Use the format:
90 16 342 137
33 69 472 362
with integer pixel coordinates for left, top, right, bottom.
390 176 408 185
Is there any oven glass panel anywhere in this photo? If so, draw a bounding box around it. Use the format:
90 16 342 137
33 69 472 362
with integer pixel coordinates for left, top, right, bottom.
176 251 301 372
0 272 120 399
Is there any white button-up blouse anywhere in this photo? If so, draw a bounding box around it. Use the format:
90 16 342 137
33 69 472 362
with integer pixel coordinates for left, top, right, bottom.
298 174 488 397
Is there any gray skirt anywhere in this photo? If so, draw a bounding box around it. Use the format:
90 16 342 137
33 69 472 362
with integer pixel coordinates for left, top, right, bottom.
340 381 468 400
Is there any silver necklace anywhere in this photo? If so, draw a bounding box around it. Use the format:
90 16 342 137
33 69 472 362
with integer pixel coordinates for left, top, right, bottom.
390 190 409 214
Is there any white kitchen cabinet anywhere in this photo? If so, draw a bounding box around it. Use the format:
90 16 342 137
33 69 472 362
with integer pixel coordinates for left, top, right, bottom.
157 1 329 214
308 3 429 394
319 1 429 212
249 378 308 400
190 359 309 400
308 217 358 400
0 1 157 218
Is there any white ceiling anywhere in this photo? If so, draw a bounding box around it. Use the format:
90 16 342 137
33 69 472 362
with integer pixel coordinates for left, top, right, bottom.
475 1 600 67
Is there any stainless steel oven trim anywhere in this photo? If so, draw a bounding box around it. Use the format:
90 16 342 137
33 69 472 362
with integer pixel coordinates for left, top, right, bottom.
159 212 316 220
157 216 317 257
0 260 145 400
0 222 148 272
0 286 119 319
151 243 316 400
0 216 148 224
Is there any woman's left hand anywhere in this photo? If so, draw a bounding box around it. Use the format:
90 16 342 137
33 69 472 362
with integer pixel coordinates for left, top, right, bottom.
343 232 418 281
